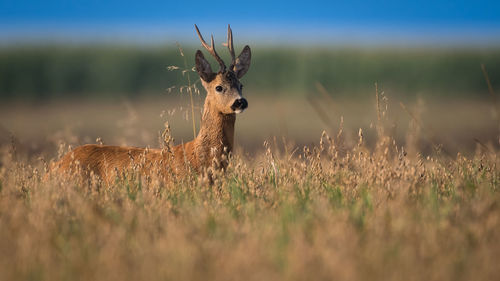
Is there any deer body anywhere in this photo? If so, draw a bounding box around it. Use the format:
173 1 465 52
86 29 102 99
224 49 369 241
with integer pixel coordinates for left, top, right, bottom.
50 25 251 184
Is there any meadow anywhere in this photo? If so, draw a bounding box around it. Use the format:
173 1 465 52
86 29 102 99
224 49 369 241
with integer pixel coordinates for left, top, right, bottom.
0 45 499 281
1 45 500 100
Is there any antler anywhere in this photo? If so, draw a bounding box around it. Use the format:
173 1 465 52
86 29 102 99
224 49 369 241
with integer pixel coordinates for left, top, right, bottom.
224 24 236 69
194 24 226 73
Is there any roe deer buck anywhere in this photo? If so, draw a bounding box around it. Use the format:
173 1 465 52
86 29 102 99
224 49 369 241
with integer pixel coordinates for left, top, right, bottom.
49 25 251 184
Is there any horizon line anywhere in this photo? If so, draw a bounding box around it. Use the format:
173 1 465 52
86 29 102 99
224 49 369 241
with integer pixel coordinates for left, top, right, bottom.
1 22 500 48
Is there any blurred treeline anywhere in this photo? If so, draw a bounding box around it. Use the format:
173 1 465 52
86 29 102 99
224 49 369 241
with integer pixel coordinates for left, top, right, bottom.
0 45 499 100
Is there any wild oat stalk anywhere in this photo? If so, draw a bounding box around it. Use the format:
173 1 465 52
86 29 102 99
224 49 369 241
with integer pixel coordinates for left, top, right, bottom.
374 82 383 138
481 64 499 140
174 42 197 139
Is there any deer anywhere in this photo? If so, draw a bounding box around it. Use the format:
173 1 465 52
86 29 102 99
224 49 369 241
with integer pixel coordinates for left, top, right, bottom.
48 25 251 184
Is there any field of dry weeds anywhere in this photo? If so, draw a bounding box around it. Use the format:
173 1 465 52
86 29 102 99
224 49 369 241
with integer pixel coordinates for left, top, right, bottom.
0 92 499 281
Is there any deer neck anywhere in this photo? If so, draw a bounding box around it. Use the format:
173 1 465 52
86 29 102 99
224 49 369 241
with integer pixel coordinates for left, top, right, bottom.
194 99 236 167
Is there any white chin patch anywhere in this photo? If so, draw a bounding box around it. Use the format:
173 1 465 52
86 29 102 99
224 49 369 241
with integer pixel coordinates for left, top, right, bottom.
234 109 244 114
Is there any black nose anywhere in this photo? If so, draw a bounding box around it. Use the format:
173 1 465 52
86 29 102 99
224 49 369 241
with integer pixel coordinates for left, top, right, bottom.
231 98 248 111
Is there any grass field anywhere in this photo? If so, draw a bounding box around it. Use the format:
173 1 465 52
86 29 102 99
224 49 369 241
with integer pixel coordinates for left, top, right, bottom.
1 95 498 155
0 91 499 280
1 46 499 100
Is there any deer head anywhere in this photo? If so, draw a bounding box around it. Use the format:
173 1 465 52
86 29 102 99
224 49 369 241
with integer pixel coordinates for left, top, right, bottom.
194 24 251 114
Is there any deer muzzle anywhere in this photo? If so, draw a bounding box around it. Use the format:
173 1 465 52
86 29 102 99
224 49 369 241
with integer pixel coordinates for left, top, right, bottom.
231 98 248 113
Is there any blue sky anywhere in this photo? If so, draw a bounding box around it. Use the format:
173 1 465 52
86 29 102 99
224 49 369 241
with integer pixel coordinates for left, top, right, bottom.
1 0 500 46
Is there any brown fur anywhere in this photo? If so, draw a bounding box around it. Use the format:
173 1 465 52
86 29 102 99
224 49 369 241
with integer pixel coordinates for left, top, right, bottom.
49 25 251 184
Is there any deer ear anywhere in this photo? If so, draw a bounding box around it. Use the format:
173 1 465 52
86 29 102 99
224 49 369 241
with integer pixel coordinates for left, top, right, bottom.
233 45 251 79
195 50 215 82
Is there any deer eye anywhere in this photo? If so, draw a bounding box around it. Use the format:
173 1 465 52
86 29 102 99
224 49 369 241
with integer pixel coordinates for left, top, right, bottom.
215 85 223 92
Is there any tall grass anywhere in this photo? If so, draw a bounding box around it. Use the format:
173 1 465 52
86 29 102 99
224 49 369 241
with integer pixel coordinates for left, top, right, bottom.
0 96 499 281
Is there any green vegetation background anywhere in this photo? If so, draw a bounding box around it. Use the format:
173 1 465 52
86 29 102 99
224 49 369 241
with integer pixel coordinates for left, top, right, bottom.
1 45 499 100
